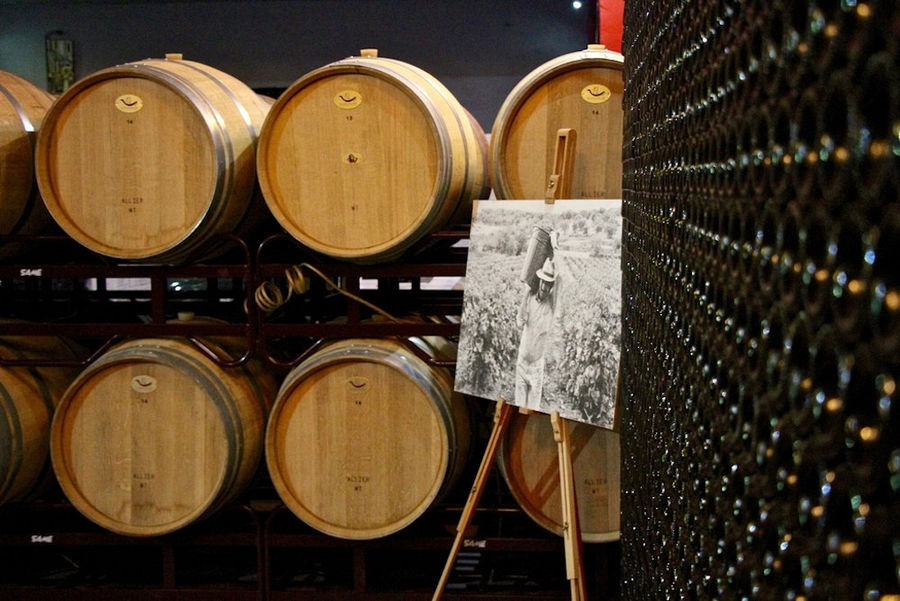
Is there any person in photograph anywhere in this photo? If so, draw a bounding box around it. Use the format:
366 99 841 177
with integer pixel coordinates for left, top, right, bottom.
514 231 560 411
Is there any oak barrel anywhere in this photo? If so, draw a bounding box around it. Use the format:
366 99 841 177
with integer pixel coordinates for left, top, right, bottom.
34 55 271 263
0 70 56 242
0 331 81 504
497 410 620 542
265 337 471 539
50 335 275 536
490 45 624 200
257 49 489 263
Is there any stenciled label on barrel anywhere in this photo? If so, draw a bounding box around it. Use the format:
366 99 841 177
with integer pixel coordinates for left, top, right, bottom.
581 84 612 104
131 374 157 394
346 375 370 393
115 94 144 113
334 90 363 109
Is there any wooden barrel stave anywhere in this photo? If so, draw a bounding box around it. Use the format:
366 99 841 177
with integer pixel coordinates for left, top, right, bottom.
490 45 624 201
34 56 270 263
265 337 471 539
0 332 81 504
49 336 275 536
257 51 487 263
497 409 621 543
0 70 56 240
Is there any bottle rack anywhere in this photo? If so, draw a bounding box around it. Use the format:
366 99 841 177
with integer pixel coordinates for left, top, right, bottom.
0 229 620 600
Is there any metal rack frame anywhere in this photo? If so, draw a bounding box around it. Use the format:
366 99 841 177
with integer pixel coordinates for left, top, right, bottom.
0 229 619 600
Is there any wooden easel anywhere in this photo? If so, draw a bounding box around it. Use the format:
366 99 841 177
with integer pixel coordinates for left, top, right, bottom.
433 129 589 601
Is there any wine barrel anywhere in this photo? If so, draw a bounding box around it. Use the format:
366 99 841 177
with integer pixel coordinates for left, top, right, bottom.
50 335 275 536
490 44 624 200
0 71 56 241
498 410 620 542
0 331 81 504
34 54 271 264
257 49 488 263
266 337 471 539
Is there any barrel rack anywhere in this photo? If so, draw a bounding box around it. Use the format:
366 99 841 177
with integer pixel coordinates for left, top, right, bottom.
0 229 620 600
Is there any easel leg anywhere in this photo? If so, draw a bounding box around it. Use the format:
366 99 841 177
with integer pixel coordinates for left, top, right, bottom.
432 400 516 601
552 412 588 601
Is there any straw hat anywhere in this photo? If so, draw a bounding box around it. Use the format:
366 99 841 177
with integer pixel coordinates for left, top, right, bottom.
536 257 556 282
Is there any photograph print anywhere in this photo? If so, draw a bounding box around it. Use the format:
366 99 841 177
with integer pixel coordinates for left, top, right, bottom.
454 198 622 430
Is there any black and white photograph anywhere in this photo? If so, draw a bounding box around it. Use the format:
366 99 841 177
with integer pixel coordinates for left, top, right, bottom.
455 199 622 430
